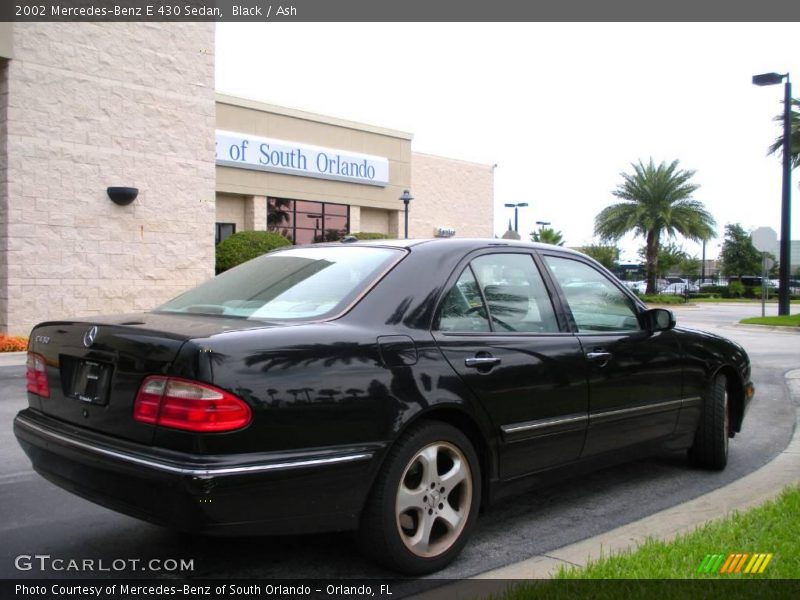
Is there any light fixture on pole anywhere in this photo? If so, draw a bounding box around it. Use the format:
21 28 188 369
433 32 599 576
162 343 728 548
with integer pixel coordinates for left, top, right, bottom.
752 71 792 316
535 220 551 229
400 189 414 239
503 202 528 232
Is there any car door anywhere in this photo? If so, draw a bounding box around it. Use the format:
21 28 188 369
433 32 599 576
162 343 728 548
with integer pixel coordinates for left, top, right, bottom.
431 250 589 479
540 253 683 457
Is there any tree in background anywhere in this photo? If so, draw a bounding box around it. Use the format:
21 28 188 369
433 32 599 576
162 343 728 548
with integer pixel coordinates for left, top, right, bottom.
530 226 565 246
680 256 702 280
636 242 689 278
595 158 715 294
638 242 700 277
578 244 620 270
768 97 800 169
719 223 761 278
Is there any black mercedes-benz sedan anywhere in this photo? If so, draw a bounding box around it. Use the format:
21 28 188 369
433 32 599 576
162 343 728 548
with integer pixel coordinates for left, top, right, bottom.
14 239 754 574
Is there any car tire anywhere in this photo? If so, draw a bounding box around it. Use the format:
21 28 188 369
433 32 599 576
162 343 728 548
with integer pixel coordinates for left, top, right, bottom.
688 373 729 470
358 420 481 575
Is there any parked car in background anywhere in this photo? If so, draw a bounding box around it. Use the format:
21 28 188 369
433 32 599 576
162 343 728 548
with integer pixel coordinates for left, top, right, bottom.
14 239 754 574
622 280 647 294
660 282 700 295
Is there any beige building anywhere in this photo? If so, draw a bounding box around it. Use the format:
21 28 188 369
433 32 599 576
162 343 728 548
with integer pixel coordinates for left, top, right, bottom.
0 24 494 335
213 95 494 245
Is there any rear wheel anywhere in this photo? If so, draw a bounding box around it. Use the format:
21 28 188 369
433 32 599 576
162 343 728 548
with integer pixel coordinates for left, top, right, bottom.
358 421 481 574
689 373 729 470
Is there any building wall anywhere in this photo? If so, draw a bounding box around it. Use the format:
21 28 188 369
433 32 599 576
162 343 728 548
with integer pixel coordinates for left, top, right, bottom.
215 193 246 232
2 23 216 334
410 152 494 239
358 207 390 235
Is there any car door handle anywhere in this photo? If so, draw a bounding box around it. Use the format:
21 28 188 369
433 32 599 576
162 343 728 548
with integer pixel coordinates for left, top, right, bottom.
465 356 501 368
586 351 612 362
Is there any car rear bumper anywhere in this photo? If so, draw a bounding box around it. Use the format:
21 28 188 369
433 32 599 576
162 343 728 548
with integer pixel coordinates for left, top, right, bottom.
14 409 384 535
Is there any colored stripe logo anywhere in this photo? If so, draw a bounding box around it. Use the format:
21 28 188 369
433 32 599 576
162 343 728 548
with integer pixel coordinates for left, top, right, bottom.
697 553 773 574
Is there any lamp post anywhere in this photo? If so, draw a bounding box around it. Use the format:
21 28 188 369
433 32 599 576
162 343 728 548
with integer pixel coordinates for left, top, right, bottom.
504 202 528 232
701 239 706 284
399 189 413 239
753 71 792 316
535 220 551 229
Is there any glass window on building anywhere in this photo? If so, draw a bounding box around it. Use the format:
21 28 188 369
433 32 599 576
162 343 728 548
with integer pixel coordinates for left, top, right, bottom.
267 197 350 244
215 223 236 245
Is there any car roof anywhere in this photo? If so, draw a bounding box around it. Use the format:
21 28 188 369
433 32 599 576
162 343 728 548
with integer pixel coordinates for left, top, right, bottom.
313 237 588 258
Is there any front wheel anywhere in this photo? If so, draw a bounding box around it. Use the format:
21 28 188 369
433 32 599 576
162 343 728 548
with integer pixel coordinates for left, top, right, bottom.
358 421 481 575
689 373 729 470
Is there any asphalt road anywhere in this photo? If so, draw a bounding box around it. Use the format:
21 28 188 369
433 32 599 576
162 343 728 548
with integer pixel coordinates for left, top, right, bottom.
1 302 797 587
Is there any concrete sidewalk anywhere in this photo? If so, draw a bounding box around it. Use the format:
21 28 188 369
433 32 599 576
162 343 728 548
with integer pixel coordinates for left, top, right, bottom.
0 352 25 367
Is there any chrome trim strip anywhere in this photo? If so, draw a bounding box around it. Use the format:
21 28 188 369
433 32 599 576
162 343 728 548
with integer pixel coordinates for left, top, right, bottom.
590 398 684 422
15 417 373 477
681 396 703 406
501 414 588 436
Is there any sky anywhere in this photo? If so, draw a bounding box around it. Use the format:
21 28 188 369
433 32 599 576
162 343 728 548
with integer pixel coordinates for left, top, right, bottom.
215 22 800 263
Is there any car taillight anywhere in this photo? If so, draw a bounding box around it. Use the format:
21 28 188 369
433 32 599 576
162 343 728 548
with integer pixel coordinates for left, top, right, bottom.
133 376 251 432
26 352 49 398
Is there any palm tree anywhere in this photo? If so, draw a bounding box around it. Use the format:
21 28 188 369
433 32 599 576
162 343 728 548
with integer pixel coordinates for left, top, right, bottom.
767 98 800 169
531 226 565 246
595 159 716 294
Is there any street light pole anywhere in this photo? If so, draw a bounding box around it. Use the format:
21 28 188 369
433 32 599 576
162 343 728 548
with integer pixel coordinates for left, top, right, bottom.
503 202 528 232
779 77 792 316
399 190 414 239
753 71 793 316
701 239 706 284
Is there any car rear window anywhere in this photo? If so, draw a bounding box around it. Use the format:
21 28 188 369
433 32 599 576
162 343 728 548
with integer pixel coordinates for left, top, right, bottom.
158 246 403 320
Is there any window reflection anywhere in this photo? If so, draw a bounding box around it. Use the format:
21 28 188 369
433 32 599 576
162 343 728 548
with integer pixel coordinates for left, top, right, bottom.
267 197 350 244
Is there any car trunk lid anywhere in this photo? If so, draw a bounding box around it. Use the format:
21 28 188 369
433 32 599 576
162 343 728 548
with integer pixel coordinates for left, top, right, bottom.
27 313 271 444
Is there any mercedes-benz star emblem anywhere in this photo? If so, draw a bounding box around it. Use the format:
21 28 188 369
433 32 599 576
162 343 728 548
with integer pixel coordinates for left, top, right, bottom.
83 326 98 348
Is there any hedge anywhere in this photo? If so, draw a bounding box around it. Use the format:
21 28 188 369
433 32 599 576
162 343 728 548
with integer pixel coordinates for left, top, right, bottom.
215 230 292 273
348 232 391 240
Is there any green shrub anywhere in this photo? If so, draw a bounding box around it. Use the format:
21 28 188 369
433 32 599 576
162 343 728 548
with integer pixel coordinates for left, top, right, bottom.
215 230 292 273
701 285 727 295
727 280 745 298
349 232 391 240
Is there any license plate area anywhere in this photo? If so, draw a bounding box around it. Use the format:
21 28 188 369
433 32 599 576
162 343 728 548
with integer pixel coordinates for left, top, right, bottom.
61 356 113 405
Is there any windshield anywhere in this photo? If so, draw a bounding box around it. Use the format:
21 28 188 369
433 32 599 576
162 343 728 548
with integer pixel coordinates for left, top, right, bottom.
158 246 403 320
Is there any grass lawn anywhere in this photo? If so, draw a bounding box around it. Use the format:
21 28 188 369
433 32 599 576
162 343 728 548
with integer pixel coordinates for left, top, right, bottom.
740 314 800 327
497 486 799 599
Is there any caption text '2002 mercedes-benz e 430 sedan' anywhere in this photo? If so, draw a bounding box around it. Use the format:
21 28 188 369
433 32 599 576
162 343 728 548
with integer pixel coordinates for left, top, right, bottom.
14 239 753 574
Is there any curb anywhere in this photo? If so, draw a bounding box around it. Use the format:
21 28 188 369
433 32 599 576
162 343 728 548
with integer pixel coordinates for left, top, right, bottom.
733 323 800 334
0 352 26 367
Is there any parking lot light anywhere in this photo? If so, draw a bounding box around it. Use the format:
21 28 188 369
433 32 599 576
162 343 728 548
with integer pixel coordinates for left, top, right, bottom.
752 71 792 316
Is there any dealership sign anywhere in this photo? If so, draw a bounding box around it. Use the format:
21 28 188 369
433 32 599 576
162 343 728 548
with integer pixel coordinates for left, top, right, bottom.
215 130 389 187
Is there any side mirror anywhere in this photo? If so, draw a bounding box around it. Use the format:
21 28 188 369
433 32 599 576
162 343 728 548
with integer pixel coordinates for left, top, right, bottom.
644 308 676 331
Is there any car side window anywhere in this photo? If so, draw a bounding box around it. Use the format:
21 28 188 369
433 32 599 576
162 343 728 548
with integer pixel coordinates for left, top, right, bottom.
543 256 641 333
437 267 491 332
470 253 560 333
